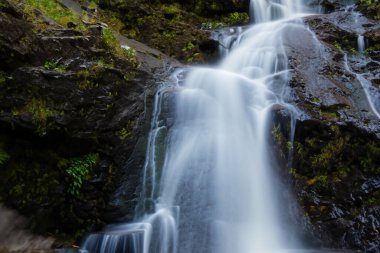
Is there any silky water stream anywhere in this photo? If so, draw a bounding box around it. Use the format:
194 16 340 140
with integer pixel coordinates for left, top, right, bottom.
83 1 322 253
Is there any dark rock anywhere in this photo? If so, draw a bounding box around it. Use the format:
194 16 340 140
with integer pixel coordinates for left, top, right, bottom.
0 0 179 245
66 22 78 29
264 9 380 251
95 0 248 64
361 179 380 194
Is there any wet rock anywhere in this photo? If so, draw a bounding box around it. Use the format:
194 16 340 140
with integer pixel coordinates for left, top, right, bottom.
288 12 380 136
361 179 380 194
269 9 380 251
0 0 179 245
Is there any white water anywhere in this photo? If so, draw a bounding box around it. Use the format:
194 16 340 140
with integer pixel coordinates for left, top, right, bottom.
83 1 313 253
357 35 365 52
343 54 380 119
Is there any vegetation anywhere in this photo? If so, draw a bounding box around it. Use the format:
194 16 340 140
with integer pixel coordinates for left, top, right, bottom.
12 98 61 136
360 0 375 4
117 128 130 141
66 153 98 196
291 124 380 190
101 28 138 65
44 60 67 73
201 12 249 29
21 0 86 31
116 120 135 141
76 65 101 90
359 0 380 19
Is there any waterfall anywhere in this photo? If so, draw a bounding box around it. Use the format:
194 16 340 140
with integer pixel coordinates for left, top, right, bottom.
83 1 313 253
357 35 365 52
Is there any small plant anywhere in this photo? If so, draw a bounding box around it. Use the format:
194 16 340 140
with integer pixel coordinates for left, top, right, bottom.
101 28 138 65
162 31 177 39
95 57 114 68
364 46 375 56
359 0 374 4
124 71 136 81
349 47 357 54
311 97 321 103
221 12 249 26
160 4 181 14
201 22 225 30
182 41 195 52
44 60 67 72
333 41 342 49
307 175 329 187
117 128 130 141
295 142 306 158
202 12 249 29
66 153 98 196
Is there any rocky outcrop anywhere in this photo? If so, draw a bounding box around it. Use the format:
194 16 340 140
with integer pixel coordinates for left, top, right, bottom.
271 9 380 252
0 0 178 245
95 0 248 64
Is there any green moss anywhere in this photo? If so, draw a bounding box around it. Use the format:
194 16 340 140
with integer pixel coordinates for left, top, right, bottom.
160 3 181 14
23 0 85 30
101 28 138 65
116 128 130 141
12 98 61 136
182 41 195 52
311 97 321 103
116 120 135 141
311 137 344 169
360 141 380 174
293 124 380 190
76 64 104 90
162 30 177 39
272 124 284 145
295 142 306 158
320 110 338 119
365 46 376 56
202 12 249 29
44 60 67 73
367 190 380 206
360 0 374 4
201 21 225 29
307 175 329 187
123 71 137 81
221 12 249 26
333 41 342 49
349 47 357 54
160 3 183 22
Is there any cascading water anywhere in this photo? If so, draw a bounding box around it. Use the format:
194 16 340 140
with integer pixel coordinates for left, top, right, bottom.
357 35 365 52
83 1 314 253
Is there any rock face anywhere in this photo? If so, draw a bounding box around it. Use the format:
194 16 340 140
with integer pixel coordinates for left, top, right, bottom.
96 0 249 64
0 0 178 245
270 7 380 252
